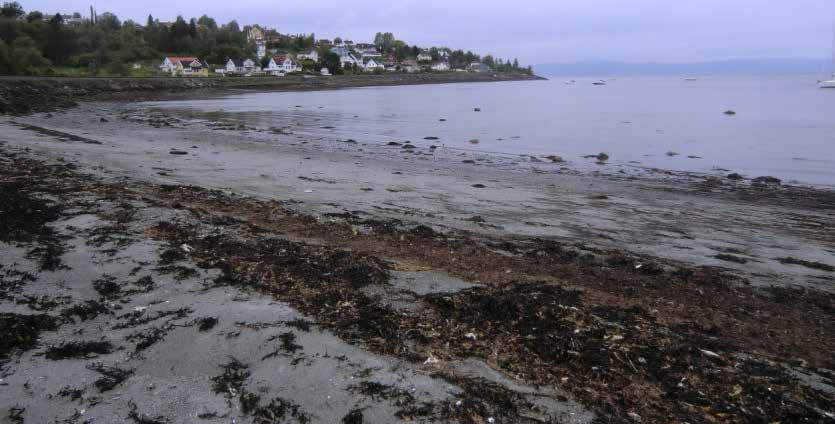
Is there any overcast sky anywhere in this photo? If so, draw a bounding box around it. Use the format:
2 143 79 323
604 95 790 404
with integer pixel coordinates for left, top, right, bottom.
20 0 835 64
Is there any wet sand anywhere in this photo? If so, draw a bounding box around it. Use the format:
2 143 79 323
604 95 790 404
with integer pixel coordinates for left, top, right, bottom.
1 95 834 423
6 101 834 291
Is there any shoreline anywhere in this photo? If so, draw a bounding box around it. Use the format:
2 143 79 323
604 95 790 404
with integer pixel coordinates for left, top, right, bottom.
0 72 545 115
5 101 835 290
1 126 833 422
1 83 834 422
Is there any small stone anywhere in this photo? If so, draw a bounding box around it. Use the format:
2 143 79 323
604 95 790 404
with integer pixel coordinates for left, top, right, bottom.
727 173 743 180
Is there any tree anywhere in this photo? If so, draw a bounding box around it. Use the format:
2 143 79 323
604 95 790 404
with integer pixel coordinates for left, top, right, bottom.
172 16 189 39
320 51 341 74
482 55 494 67
1 2 24 19
373 32 394 53
197 15 217 31
11 35 49 72
25 11 42 22
44 14 73 66
333 36 342 45
96 12 121 32
0 39 11 73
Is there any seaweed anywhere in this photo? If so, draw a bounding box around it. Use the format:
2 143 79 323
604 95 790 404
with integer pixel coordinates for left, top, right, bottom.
210 357 250 395
278 332 302 353
127 327 168 352
777 257 834 272
0 313 60 359
8 406 25 424
195 317 218 331
284 318 313 332
87 362 134 392
112 308 192 330
341 408 364 424
45 340 114 360
57 386 85 401
251 397 310 424
92 275 123 299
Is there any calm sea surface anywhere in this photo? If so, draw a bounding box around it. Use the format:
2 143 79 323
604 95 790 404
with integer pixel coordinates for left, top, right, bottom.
147 75 835 186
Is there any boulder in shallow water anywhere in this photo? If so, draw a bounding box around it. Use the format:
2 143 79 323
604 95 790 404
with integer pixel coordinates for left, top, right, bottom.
727 173 743 180
751 176 781 186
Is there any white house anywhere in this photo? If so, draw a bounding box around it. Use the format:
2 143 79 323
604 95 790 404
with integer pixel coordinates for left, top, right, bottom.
339 53 360 69
359 48 381 58
160 56 194 74
362 57 384 72
469 62 491 73
431 61 450 72
297 50 319 62
417 52 432 62
255 41 266 59
266 55 299 75
225 58 258 74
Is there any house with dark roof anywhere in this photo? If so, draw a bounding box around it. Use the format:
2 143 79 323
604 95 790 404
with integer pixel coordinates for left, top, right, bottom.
225 58 258 75
469 62 491 73
159 57 209 76
297 50 319 62
362 57 384 72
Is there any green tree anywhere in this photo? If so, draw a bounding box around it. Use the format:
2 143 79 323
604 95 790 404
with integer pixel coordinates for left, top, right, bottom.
197 15 217 31
96 12 121 32
0 39 11 73
25 11 42 22
373 32 394 53
44 14 73 66
11 35 49 73
1 1 24 19
0 14 23 43
320 51 341 74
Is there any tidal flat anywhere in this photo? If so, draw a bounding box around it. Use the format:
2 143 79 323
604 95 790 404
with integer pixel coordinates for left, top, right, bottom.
1 85 834 423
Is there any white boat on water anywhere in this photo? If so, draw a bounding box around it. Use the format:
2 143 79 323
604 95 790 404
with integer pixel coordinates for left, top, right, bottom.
820 75 835 88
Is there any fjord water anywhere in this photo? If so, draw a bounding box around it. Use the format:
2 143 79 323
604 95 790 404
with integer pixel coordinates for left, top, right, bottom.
150 75 835 186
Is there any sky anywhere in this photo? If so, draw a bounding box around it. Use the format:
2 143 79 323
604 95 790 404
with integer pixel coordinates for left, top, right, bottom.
20 0 835 65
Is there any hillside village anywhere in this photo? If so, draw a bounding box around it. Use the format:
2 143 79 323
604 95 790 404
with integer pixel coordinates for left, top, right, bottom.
160 25 531 77
0 2 533 77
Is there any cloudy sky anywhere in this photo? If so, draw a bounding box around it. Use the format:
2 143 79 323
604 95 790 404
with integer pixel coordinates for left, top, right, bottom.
21 0 835 64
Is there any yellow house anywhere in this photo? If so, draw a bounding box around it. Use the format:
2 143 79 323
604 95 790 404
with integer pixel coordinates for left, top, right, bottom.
159 57 210 77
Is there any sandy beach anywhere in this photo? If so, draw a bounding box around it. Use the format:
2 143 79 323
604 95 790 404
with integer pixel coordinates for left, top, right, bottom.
1 81 834 423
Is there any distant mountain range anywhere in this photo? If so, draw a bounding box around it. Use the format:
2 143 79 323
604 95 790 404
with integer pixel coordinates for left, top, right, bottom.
534 58 829 77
